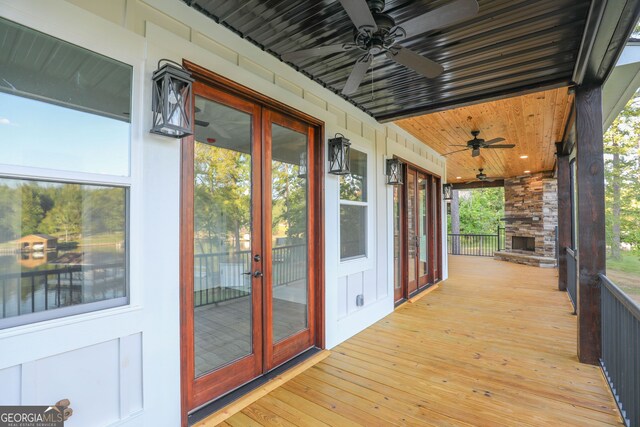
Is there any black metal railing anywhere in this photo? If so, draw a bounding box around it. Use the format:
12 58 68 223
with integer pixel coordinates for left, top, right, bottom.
600 273 639 427
566 248 577 314
194 244 306 307
1 263 126 319
448 227 505 257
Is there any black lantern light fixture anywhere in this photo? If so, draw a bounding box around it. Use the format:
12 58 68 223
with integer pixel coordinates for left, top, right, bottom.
150 59 194 138
328 133 351 175
298 152 308 178
385 158 404 185
443 183 453 201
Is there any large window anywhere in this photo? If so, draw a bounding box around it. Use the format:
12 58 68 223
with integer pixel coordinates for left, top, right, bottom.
0 17 131 328
339 149 367 260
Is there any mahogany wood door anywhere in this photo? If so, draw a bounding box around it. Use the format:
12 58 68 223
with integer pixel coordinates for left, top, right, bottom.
405 169 418 295
181 81 320 414
263 109 316 370
181 82 263 410
393 185 404 303
401 165 441 301
416 172 430 289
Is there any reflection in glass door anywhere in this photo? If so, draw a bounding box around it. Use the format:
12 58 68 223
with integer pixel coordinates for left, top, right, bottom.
265 110 315 370
183 84 263 409
182 79 320 412
402 165 441 300
418 174 429 287
393 185 403 303
406 170 417 295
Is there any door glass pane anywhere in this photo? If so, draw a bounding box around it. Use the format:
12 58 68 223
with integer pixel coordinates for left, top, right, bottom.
407 172 416 284
193 96 253 377
418 176 428 278
393 185 402 298
271 123 308 343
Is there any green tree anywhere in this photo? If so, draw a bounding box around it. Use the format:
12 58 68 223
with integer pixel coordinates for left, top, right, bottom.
604 95 640 259
272 160 307 242
0 185 19 242
456 187 505 235
193 143 251 254
20 184 45 236
40 185 82 241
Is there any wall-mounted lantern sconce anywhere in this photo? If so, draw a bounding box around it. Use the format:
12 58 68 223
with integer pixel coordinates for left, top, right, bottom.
443 183 453 201
385 158 404 185
150 59 194 138
298 152 307 178
328 133 351 175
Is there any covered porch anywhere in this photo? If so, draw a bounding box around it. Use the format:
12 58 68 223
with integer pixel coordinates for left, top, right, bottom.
203 256 622 426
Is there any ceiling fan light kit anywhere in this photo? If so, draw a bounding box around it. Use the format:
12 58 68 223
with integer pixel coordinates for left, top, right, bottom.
281 0 479 95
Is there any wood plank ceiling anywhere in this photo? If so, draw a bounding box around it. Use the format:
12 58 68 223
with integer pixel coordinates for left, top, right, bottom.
185 0 590 121
396 87 574 182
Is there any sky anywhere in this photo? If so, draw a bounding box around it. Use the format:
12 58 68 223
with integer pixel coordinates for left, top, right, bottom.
0 92 129 176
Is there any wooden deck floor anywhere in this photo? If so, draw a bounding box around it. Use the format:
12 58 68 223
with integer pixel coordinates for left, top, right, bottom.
213 256 623 426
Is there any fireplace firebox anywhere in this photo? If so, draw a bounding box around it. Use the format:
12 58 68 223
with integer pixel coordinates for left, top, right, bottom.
512 236 535 252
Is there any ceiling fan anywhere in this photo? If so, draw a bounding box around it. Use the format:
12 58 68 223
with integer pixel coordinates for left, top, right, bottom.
467 168 498 183
281 0 479 95
444 130 515 157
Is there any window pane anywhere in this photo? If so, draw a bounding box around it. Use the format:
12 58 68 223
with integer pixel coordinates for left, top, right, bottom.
340 149 367 202
0 178 127 327
0 17 131 175
340 205 366 259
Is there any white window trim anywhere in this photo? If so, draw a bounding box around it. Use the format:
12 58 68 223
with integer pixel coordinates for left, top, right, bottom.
0 12 144 330
338 145 374 265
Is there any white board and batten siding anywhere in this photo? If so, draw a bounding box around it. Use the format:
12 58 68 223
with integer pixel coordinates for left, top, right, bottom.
0 0 446 425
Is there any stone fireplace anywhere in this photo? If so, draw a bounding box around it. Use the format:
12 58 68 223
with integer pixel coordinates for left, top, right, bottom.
494 171 558 267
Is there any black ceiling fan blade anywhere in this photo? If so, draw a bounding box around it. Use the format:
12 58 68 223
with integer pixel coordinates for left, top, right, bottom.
339 0 378 31
483 137 506 146
281 44 349 62
342 55 372 95
472 148 481 157
443 148 470 156
399 0 479 39
483 144 516 149
385 47 444 79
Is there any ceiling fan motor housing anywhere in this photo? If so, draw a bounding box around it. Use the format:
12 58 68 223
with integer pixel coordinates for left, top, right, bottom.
366 0 386 13
354 12 397 54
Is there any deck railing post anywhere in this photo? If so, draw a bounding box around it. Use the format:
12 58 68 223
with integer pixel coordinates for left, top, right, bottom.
575 85 605 365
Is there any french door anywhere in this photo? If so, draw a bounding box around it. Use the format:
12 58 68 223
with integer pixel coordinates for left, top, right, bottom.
406 168 431 294
395 163 442 304
181 80 319 412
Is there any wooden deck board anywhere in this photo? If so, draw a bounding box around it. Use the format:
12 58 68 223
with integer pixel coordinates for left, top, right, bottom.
217 256 623 426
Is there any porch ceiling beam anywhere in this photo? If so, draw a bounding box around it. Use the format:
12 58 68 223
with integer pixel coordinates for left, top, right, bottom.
573 0 640 86
574 84 605 365
451 180 504 190
559 103 576 156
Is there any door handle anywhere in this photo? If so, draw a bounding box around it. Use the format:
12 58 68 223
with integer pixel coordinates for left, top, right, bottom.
243 271 263 277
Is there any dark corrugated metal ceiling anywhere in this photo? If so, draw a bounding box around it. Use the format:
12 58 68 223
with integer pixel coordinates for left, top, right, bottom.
184 0 590 121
